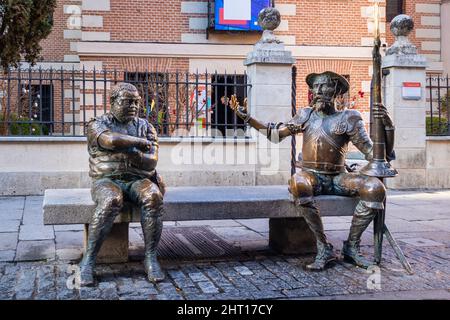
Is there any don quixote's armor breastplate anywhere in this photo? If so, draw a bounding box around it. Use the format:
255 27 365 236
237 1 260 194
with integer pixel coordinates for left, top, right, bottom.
301 111 350 174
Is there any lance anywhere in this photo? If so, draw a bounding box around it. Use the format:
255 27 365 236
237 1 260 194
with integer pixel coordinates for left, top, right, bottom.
359 4 413 274
360 2 398 178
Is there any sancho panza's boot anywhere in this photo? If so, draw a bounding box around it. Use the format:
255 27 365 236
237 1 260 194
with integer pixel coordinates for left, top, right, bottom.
79 194 122 286
342 201 378 269
141 208 165 283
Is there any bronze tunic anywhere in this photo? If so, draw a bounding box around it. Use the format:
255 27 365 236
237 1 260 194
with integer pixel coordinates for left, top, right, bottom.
87 113 159 180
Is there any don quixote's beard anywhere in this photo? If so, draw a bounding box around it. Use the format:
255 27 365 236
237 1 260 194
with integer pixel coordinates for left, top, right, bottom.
312 97 335 115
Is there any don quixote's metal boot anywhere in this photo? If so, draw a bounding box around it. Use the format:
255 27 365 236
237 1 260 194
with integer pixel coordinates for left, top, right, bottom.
306 241 336 271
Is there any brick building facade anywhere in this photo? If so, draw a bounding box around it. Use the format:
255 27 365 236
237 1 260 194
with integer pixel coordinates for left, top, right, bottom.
30 0 447 136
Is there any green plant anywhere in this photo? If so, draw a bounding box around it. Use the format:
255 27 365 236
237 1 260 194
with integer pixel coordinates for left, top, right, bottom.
0 0 57 70
438 90 450 117
426 116 449 135
0 112 49 135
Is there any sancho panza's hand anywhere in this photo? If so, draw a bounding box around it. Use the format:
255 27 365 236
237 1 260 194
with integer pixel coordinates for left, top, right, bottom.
229 95 250 122
136 138 153 152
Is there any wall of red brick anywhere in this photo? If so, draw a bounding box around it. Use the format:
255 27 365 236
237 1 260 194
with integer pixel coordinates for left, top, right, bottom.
41 0 80 62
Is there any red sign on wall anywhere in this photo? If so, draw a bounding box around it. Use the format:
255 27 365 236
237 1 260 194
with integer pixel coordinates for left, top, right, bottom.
402 82 421 100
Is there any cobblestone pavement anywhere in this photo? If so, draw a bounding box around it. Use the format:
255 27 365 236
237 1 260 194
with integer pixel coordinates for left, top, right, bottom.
0 190 449 300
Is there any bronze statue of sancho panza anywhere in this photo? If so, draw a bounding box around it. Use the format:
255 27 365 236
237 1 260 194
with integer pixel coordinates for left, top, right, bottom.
79 83 165 285
230 71 396 270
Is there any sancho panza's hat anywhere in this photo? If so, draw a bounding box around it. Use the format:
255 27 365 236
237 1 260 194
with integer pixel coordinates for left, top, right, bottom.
306 71 350 95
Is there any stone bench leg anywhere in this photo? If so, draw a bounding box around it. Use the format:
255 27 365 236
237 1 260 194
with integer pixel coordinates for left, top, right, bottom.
269 218 317 254
83 222 129 263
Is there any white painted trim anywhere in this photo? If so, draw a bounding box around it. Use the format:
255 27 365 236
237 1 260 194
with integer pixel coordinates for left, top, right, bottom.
81 32 110 41
416 3 440 14
275 4 296 16
76 42 373 60
82 0 110 11
82 15 103 28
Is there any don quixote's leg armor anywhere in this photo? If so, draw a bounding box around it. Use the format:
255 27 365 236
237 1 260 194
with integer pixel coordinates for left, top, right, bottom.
289 172 336 271
334 174 386 269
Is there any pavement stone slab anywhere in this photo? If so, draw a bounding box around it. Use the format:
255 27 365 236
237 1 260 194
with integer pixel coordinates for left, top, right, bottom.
0 233 18 251
19 225 54 241
0 250 15 262
55 231 83 249
0 220 21 233
15 240 55 262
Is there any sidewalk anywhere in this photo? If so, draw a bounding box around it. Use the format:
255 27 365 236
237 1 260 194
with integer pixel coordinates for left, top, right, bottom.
0 190 449 300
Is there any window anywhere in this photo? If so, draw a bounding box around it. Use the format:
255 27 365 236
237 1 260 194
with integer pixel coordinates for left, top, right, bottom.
210 74 246 137
18 84 53 135
124 72 170 135
386 0 404 22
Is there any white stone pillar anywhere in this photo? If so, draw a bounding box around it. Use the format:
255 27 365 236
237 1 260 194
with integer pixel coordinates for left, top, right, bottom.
382 15 428 189
244 9 295 185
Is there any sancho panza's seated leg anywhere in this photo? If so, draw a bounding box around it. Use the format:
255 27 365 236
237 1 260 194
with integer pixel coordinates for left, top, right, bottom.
333 173 386 268
288 171 336 270
129 178 165 282
79 178 124 285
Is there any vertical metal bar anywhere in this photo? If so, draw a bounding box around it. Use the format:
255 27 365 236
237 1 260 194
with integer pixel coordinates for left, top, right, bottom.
291 66 297 176
114 68 117 85
149 70 154 126
164 72 169 136
28 67 32 135
429 76 433 134
103 68 107 114
6 68 11 135
185 72 189 135
82 66 86 135
93 66 97 118
205 70 209 134
61 67 65 136
244 70 248 138
154 72 160 134
145 69 150 121
156 72 161 133
437 76 441 133
39 66 43 135
224 70 228 137
71 66 76 136
175 70 179 132
195 70 199 137
17 68 22 135
49 68 53 135
214 70 218 138
233 71 237 138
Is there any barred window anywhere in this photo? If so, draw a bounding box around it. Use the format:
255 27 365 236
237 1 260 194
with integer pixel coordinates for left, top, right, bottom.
386 0 404 22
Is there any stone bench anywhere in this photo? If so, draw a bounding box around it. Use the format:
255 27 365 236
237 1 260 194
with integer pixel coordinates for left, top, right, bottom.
43 186 358 263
